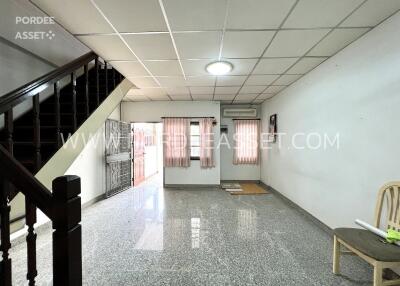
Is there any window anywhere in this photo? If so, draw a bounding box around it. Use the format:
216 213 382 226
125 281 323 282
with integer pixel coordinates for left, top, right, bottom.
190 122 200 160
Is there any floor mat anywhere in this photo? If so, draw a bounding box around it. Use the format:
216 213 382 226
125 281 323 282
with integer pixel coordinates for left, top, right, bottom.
228 183 269 195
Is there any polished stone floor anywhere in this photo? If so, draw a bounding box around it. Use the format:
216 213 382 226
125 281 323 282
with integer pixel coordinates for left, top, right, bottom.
10 174 372 285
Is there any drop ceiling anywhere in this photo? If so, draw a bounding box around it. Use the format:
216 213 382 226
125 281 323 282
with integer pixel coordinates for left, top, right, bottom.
32 0 400 104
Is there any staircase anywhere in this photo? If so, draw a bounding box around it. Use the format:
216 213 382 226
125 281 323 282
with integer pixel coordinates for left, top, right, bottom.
0 52 125 285
0 53 123 174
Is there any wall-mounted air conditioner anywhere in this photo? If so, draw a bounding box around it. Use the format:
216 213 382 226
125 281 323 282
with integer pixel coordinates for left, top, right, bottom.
223 108 257 118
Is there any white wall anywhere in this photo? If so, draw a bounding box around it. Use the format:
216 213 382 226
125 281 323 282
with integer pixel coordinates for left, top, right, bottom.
260 12 400 229
122 101 221 185
0 0 88 67
220 105 261 181
65 124 106 205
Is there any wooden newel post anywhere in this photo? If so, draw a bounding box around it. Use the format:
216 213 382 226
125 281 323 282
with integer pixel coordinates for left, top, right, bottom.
52 175 82 286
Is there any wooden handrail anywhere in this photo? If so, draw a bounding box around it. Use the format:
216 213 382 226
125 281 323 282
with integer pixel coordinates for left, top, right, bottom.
0 52 97 115
0 144 53 219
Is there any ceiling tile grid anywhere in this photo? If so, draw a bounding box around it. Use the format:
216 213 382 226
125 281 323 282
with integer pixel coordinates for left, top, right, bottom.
33 0 400 104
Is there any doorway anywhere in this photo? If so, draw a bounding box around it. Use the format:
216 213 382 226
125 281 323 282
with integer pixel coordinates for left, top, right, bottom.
132 123 163 186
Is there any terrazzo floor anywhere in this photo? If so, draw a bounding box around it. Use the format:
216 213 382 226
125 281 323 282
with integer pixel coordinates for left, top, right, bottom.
10 174 372 285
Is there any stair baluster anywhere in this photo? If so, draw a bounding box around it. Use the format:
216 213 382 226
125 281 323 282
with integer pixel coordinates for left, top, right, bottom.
105 62 108 97
4 110 13 155
33 94 41 171
84 64 89 118
112 67 116 90
0 178 12 286
71 72 77 132
54 82 61 148
25 198 37 286
95 58 100 107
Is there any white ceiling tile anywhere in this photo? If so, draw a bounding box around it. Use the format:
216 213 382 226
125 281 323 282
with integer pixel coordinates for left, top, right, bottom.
286 57 327 74
227 0 296 29
234 100 255 103
164 0 227 30
283 0 363 28
274 74 302 85
142 88 168 96
127 88 144 96
124 94 150 101
214 86 240 95
109 61 150 76
174 32 221 59
191 94 213 100
222 31 275 58
264 30 330 57
257 93 274 100
165 87 190 95
125 89 150 101
264 85 287 93
186 76 216 86
32 0 114 34
127 77 158 88
214 94 235 100
246 75 280 85
95 0 167 32
253 58 298 74
341 0 400 27
227 59 258 75
253 99 265 104
157 76 187 87
234 94 258 101
181 60 213 76
308 28 369 56
123 34 177 60
216 76 247 86
170 94 192 100
144 60 183 76
239 86 266 94
189 86 214 95
77 35 136 61
148 95 171 101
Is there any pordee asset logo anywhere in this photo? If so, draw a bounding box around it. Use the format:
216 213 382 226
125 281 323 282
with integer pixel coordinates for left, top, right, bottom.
15 16 56 40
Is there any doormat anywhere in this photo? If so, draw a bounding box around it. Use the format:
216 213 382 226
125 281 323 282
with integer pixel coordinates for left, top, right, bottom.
221 183 241 189
229 183 269 195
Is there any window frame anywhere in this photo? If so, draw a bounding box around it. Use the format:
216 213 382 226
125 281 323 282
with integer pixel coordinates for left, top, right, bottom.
190 122 200 160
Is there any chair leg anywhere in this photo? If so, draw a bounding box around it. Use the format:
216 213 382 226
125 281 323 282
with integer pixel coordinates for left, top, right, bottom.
373 264 383 286
333 235 340 274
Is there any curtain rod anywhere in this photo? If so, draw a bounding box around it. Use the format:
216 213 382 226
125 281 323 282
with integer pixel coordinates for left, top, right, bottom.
232 118 261 120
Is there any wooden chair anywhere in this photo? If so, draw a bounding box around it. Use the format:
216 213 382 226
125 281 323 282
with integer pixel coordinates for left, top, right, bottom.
333 182 400 286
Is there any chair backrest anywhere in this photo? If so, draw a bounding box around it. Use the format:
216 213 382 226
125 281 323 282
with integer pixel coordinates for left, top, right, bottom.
374 182 400 231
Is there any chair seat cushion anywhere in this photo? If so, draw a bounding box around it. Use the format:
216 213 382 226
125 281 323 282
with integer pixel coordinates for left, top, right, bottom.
334 228 400 262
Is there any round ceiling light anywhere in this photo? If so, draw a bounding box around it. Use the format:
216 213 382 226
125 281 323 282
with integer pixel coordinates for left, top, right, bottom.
206 61 233 75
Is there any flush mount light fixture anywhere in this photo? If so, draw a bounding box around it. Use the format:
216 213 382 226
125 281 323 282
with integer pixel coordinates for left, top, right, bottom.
206 61 233 75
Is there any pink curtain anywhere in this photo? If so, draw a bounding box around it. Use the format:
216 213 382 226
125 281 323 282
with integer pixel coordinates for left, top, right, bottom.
233 120 260 165
163 118 190 167
199 118 214 168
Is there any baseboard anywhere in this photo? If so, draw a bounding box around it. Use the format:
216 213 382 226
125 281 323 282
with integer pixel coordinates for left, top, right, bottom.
221 180 261 184
259 181 333 236
82 193 107 209
164 184 220 189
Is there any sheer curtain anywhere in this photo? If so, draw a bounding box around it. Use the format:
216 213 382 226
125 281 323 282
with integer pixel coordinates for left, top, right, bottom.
233 119 260 165
199 118 214 168
163 118 190 167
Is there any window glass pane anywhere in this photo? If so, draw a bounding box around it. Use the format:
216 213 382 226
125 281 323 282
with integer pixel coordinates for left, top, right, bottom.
190 124 200 135
191 135 200 146
191 146 200 157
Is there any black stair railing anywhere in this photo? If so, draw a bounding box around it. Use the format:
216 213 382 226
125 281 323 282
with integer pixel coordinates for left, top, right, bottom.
0 52 124 285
